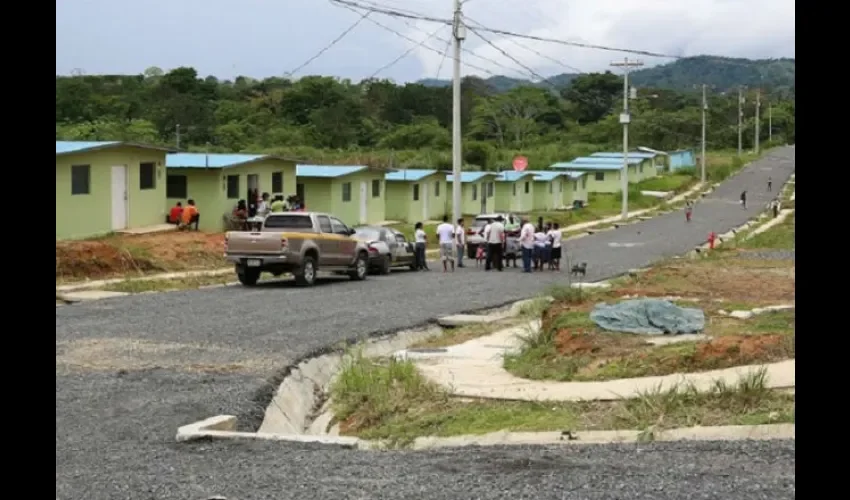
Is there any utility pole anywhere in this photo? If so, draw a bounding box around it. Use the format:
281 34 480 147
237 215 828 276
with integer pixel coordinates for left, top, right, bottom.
737 87 743 156
754 89 761 155
610 58 643 220
700 84 707 183
451 0 465 246
768 102 773 142
176 124 181 149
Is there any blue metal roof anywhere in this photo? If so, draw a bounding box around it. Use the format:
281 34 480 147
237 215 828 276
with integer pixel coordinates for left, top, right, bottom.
591 152 657 159
549 162 625 171
297 165 368 178
524 170 566 182
495 171 534 182
56 140 172 156
166 153 272 169
385 169 439 182
571 156 643 165
446 172 496 183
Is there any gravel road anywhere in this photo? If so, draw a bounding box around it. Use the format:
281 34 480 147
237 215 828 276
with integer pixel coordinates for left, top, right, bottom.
56 147 795 500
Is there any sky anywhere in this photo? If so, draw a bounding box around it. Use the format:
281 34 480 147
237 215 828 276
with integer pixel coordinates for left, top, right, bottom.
56 0 795 82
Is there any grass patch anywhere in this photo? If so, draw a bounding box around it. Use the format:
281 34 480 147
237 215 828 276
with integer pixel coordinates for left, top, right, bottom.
635 173 694 193
100 274 235 293
739 213 795 250
334 359 794 446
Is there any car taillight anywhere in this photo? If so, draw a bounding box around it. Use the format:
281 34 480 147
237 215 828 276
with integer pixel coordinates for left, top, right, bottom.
280 235 288 249
367 242 379 253
467 228 475 234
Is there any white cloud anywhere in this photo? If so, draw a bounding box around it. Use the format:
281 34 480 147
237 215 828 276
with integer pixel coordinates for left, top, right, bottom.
392 0 795 80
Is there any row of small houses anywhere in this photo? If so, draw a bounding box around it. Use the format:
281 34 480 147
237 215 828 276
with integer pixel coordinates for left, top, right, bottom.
55 141 695 240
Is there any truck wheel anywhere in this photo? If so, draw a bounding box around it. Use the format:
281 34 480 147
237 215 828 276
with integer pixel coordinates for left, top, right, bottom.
349 252 368 281
379 255 391 275
295 256 317 286
237 267 261 287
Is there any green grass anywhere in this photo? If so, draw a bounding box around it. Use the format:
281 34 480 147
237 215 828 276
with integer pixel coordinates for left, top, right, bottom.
101 274 235 293
635 173 694 193
739 213 795 250
332 355 794 447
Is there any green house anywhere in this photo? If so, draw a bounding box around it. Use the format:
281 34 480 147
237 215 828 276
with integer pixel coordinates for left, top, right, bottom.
526 170 588 209
494 171 535 213
56 141 172 240
384 169 446 223
165 153 297 232
551 157 643 193
296 165 387 226
446 172 499 216
590 152 660 180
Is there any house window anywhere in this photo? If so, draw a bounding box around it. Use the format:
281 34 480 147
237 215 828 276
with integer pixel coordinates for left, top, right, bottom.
548 183 553 194
524 181 529 194
487 182 494 197
342 182 352 202
594 172 604 181
166 175 188 199
139 162 156 190
413 184 420 201
227 175 240 199
573 180 578 191
582 177 587 189
471 185 477 200
272 172 283 193
512 184 517 196
434 181 440 197
559 180 563 193
639 164 644 173
372 179 381 198
71 165 90 195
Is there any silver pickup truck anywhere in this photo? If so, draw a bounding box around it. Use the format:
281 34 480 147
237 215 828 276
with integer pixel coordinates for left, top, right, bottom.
224 212 370 287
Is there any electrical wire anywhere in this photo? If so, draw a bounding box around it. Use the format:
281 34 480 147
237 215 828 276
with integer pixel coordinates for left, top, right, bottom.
369 25 446 79
328 0 682 59
434 36 452 80
285 9 371 77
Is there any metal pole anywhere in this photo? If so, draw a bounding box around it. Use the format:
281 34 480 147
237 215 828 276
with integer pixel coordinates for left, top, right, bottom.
768 103 773 142
451 0 464 251
611 58 642 220
701 84 707 183
176 124 181 149
737 87 743 156
754 89 761 155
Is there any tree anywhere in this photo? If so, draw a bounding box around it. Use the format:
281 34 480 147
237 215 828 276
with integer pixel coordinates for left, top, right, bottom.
561 72 623 124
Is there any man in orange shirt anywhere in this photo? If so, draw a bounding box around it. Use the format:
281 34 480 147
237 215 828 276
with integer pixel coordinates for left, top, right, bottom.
168 202 183 224
180 199 199 230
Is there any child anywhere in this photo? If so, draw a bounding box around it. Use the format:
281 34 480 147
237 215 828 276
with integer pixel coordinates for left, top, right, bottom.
685 201 693 222
475 243 486 267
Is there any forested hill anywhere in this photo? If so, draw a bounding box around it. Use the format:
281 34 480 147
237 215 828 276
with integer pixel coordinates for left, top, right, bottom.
418 56 795 94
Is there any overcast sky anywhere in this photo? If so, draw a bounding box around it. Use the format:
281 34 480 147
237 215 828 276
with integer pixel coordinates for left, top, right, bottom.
56 0 795 82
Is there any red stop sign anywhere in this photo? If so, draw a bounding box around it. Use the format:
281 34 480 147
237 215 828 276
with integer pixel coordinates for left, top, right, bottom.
512 156 528 171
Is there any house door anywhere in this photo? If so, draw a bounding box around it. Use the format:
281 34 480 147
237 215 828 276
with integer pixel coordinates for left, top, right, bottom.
480 183 487 213
422 183 429 221
110 165 128 230
246 174 259 200
359 181 368 223
551 186 558 210
296 183 305 204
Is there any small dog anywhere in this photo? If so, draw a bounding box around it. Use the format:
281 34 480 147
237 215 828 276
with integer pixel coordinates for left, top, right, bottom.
570 262 587 278
475 244 486 267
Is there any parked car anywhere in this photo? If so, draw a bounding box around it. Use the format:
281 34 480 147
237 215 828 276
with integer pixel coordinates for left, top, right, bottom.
354 226 417 274
223 212 370 287
464 212 521 259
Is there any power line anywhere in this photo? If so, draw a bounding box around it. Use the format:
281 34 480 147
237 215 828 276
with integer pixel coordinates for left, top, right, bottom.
285 10 371 77
434 37 452 80
329 0 682 59
370 25 445 78
465 22 560 89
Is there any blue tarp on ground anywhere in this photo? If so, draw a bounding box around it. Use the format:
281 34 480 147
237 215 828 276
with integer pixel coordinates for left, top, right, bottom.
590 299 705 335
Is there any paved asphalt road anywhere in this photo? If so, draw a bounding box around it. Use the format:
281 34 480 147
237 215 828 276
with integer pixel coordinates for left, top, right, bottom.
56 147 795 500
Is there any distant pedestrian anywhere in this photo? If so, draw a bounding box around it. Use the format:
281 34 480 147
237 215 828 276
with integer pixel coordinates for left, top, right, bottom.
435 216 455 273
413 222 429 271
519 218 535 273
772 199 781 218
455 218 466 268
767 177 772 192
740 190 748 209
685 200 693 222
484 216 505 271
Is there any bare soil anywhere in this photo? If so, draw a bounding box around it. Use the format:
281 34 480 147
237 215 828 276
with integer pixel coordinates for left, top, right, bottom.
56 232 226 281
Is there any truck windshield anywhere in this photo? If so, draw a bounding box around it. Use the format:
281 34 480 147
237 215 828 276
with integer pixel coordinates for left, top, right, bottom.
264 215 313 229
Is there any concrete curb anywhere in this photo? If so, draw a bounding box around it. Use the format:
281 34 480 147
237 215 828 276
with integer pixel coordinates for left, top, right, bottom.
176 415 360 449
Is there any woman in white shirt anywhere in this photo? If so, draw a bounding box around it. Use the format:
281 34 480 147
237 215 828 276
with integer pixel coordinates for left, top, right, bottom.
548 222 563 271
413 222 429 271
533 228 548 271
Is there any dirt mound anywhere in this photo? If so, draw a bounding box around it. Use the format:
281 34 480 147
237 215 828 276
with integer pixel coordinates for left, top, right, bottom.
56 232 225 281
693 334 792 367
624 264 794 303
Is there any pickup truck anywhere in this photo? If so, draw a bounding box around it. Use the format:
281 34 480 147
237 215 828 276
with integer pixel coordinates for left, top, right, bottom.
224 212 371 287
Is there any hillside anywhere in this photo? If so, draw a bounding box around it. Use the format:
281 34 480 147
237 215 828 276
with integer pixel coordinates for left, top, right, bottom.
418 56 795 93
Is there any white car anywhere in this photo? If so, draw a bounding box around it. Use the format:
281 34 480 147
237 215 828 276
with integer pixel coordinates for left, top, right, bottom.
464 213 521 259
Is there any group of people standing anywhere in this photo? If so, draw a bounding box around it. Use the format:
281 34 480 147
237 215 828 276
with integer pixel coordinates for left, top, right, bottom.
412 215 565 274
231 192 305 228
